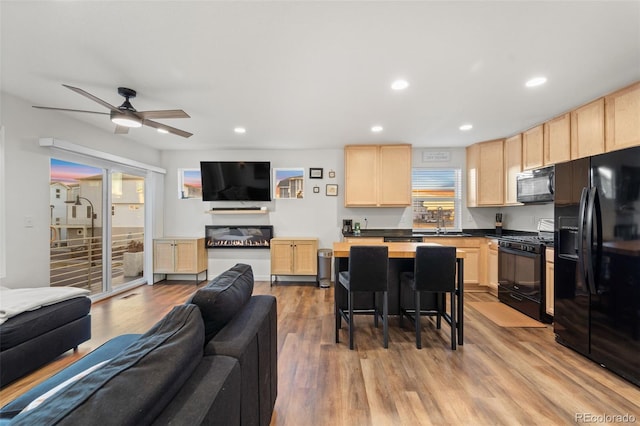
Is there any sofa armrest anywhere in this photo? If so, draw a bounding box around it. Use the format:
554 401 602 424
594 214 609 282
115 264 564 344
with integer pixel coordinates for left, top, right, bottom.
205 295 277 426
152 355 241 426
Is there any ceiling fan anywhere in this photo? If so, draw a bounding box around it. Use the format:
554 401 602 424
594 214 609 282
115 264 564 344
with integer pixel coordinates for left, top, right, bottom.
33 84 193 138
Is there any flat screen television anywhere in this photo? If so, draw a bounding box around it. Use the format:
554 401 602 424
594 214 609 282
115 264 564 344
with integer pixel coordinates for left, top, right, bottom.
200 161 271 201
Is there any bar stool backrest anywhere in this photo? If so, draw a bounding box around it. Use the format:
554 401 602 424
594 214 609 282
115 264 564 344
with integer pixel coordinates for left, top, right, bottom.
348 246 389 292
414 246 456 292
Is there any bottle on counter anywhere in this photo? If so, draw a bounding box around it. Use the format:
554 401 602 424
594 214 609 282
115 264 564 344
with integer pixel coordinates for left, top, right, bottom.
354 222 361 235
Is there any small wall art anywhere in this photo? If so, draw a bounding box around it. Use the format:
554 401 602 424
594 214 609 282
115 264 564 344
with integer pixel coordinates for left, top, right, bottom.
313 186 320 193
326 184 338 196
328 170 336 179
309 168 323 179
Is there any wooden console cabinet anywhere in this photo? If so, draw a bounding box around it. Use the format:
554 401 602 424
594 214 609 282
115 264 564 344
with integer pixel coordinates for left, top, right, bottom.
153 237 207 282
270 237 318 284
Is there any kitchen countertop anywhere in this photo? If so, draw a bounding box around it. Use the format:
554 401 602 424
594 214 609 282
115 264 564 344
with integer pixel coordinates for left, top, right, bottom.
342 228 536 239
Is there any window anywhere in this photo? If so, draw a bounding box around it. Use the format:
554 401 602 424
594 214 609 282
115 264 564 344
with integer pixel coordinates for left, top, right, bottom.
412 168 462 231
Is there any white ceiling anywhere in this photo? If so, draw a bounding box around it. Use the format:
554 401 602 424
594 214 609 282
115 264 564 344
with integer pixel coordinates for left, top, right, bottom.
2 1 639 151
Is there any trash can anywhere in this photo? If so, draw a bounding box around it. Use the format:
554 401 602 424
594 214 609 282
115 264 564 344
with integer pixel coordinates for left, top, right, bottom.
317 248 333 288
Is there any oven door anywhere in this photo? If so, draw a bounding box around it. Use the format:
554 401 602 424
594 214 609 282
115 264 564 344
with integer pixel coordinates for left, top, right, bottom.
498 246 542 301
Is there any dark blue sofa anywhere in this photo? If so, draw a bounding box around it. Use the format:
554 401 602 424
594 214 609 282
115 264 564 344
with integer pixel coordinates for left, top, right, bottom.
0 264 277 426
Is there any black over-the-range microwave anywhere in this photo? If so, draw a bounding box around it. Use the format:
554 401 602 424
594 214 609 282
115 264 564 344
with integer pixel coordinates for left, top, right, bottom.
516 165 554 204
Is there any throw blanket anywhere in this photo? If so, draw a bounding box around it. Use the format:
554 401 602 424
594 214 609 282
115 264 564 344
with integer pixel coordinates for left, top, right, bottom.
0 287 90 325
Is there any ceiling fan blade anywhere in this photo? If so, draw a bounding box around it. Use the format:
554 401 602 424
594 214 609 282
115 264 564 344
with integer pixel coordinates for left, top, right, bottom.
33 106 109 115
62 84 119 112
114 125 130 134
136 110 190 120
143 119 193 138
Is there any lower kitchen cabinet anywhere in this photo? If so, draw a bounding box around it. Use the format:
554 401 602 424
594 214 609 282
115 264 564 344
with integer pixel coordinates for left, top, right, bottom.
422 237 482 288
270 237 318 284
545 247 554 317
487 239 499 296
153 237 208 282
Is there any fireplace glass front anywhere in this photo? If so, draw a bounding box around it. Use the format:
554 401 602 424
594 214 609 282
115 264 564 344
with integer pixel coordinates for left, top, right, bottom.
205 225 273 248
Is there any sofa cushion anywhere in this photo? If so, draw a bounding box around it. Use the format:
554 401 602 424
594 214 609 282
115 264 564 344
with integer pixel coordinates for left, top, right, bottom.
0 334 140 418
9 304 204 426
188 263 254 342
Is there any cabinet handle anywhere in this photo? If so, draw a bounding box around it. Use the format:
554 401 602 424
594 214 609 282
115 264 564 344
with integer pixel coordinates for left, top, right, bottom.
510 293 523 301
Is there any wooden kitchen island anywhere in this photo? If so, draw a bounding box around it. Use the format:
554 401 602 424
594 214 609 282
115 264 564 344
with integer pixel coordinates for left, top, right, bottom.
333 241 466 345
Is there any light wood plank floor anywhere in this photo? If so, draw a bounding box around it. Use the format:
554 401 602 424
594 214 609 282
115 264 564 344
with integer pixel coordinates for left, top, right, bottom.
2 281 639 425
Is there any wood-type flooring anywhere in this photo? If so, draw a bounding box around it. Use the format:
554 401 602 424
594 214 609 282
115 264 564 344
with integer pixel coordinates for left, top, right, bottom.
1 280 639 425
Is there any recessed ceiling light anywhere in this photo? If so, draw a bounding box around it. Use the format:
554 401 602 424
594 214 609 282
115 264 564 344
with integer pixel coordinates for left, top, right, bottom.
525 76 547 88
391 79 409 91
459 124 473 131
371 125 383 133
157 128 169 134
234 127 246 134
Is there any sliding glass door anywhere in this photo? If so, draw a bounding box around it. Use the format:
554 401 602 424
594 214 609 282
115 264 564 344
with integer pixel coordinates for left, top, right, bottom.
50 158 147 296
110 171 145 290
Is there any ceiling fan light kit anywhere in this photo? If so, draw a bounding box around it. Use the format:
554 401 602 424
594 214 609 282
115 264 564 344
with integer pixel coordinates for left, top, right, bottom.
110 111 143 128
33 84 193 138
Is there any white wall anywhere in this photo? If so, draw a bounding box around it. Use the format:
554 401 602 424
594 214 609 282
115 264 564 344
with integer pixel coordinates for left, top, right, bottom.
160 148 342 280
1 92 554 287
0 93 162 288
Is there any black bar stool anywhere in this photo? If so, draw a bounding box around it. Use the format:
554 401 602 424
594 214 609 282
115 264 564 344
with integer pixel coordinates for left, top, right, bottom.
335 246 389 350
400 245 457 350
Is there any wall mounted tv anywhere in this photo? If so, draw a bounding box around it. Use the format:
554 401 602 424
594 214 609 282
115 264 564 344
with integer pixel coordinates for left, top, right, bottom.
200 161 272 201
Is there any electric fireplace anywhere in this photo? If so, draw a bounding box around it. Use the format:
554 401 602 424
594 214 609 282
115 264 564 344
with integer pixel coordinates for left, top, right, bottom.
205 225 273 248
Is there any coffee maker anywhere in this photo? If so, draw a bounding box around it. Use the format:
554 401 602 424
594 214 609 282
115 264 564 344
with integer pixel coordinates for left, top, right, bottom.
342 219 353 234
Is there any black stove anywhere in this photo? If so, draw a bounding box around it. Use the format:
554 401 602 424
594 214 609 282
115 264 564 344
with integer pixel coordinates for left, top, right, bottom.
497 233 553 323
498 234 554 253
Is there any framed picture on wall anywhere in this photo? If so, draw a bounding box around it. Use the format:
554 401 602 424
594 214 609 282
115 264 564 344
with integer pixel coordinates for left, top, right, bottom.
309 168 323 179
313 186 320 193
273 168 305 199
326 184 338 196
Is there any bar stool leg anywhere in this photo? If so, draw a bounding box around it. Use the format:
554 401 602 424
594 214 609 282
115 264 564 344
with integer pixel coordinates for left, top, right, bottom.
415 290 421 349
383 290 388 349
450 289 457 350
348 291 354 350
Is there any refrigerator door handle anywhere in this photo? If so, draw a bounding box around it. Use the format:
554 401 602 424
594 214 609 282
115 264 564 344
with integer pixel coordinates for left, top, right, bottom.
585 187 602 295
577 187 589 290
590 187 603 294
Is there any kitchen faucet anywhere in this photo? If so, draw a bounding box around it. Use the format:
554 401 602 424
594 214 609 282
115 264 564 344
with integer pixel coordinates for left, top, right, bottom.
436 206 446 234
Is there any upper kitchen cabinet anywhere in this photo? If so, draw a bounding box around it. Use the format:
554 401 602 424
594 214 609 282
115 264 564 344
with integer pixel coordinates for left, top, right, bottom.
504 134 522 205
522 125 544 170
344 144 412 207
544 112 571 165
467 139 504 206
466 143 479 207
605 81 640 152
571 98 605 159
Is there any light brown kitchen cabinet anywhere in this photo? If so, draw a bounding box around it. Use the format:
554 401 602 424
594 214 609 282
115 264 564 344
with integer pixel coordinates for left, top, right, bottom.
504 134 522 205
487 239 499 297
544 113 571 165
466 144 479 207
545 247 554 316
270 237 318 284
605 81 640 152
467 139 504 206
422 237 483 288
571 98 605 159
478 139 505 205
522 125 544 170
153 237 207 281
343 237 384 243
344 144 412 207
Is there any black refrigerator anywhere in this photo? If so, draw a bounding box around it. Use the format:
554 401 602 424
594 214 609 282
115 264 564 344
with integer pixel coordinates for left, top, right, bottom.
554 146 640 386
